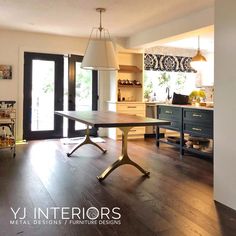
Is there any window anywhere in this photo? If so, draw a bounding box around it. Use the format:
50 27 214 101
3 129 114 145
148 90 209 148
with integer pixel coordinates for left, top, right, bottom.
144 71 197 102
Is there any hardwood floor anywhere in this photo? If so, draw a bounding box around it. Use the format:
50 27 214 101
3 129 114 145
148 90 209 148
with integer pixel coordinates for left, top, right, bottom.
0 138 236 236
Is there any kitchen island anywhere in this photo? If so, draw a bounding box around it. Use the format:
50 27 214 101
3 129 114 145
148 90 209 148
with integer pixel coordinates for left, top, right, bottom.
156 104 214 158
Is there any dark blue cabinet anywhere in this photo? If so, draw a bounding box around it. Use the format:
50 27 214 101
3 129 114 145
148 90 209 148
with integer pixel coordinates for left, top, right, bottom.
157 105 213 157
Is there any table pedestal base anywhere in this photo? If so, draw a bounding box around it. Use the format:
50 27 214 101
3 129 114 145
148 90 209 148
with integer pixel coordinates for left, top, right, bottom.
67 126 107 157
97 127 150 181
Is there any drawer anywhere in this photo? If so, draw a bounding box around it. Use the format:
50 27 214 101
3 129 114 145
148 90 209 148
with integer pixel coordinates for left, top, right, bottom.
183 109 213 125
117 126 145 136
117 103 145 111
118 110 145 117
158 106 182 121
183 122 213 138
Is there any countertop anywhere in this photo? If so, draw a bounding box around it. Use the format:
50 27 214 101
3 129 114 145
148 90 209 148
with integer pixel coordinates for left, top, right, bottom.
107 101 146 104
107 101 214 110
155 103 214 110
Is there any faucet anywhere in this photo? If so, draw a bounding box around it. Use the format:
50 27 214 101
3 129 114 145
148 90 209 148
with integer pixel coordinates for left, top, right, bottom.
166 87 172 101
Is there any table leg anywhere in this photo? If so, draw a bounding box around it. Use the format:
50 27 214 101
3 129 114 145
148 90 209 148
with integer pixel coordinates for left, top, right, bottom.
67 125 107 157
97 127 150 181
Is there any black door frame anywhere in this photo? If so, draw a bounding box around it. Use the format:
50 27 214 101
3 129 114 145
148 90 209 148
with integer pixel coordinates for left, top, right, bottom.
23 52 64 140
68 54 98 137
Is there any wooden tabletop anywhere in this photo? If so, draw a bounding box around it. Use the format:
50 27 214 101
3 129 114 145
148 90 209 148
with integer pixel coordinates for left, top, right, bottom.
55 111 170 128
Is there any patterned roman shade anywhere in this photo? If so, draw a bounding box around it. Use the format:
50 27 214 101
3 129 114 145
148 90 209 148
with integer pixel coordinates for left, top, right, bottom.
144 53 196 73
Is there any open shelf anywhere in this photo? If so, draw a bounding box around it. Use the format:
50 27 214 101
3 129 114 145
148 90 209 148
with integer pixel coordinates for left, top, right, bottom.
118 65 142 73
118 84 142 88
0 144 15 149
183 146 213 157
158 138 181 148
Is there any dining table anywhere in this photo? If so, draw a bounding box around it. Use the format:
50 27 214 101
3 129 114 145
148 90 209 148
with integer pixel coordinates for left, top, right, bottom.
55 110 170 181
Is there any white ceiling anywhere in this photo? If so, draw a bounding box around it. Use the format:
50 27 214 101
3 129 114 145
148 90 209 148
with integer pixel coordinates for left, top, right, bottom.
0 0 214 49
161 31 214 52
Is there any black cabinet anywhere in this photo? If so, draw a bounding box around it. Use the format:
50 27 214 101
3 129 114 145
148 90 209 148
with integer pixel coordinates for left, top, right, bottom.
157 105 214 158
158 105 182 131
183 108 213 138
157 106 184 156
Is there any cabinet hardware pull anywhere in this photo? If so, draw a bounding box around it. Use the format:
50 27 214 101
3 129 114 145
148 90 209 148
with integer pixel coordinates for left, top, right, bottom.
130 129 137 132
165 111 172 114
192 127 202 131
193 114 202 117
127 106 137 108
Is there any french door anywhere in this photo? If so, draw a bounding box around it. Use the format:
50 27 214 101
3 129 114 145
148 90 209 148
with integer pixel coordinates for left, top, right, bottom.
23 52 64 140
23 52 98 140
68 55 98 137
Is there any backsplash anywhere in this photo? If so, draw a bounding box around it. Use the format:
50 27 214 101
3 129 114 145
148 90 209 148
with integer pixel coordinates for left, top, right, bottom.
202 86 214 102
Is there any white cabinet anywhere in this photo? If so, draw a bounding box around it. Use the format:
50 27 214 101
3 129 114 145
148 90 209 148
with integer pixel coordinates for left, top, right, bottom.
107 51 145 140
107 102 145 140
196 52 214 87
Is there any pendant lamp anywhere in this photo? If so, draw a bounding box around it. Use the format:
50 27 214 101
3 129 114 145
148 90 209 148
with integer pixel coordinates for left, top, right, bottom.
81 8 119 71
190 36 207 69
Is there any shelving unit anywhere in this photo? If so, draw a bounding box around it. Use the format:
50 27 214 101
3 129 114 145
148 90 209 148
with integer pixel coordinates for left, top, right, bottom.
109 52 144 102
0 101 16 158
108 51 145 140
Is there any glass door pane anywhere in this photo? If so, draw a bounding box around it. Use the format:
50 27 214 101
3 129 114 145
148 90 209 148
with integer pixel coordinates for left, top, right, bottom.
67 55 98 137
23 52 64 140
75 61 93 130
31 60 55 131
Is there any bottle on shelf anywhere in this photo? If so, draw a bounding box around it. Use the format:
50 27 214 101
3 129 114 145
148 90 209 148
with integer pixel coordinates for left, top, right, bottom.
152 92 157 101
0 126 6 139
118 89 121 101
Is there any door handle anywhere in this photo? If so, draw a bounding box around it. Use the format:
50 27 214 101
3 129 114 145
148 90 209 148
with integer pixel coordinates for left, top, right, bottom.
165 110 172 114
192 127 202 131
193 114 202 117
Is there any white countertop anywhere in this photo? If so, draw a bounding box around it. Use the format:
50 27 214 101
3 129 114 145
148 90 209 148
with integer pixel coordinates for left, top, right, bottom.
107 101 146 104
154 103 214 110
107 101 213 110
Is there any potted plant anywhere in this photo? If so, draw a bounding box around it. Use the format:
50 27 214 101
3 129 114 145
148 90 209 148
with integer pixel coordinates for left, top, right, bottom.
143 81 153 102
189 90 206 105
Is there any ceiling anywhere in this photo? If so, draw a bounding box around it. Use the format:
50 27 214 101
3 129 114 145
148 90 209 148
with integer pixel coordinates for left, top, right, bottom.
0 0 214 49
160 30 214 52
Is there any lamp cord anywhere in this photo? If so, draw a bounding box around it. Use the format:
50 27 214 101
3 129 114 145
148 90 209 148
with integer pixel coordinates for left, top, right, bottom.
98 9 103 38
198 36 200 51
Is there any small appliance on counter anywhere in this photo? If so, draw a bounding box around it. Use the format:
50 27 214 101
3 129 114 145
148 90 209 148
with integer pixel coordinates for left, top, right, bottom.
172 92 189 105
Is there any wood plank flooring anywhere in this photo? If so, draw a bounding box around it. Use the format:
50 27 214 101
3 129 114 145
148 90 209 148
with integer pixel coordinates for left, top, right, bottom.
0 138 236 236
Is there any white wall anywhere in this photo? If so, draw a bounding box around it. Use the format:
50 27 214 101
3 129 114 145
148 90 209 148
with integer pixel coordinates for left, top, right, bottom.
0 29 110 140
214 0 236 210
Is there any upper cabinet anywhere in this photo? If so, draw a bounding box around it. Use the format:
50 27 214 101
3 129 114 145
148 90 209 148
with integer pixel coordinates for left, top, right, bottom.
196 52 214 87
109 52 144 102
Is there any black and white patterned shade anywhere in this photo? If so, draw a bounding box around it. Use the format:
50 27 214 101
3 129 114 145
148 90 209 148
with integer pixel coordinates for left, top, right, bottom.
144 53 196 73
